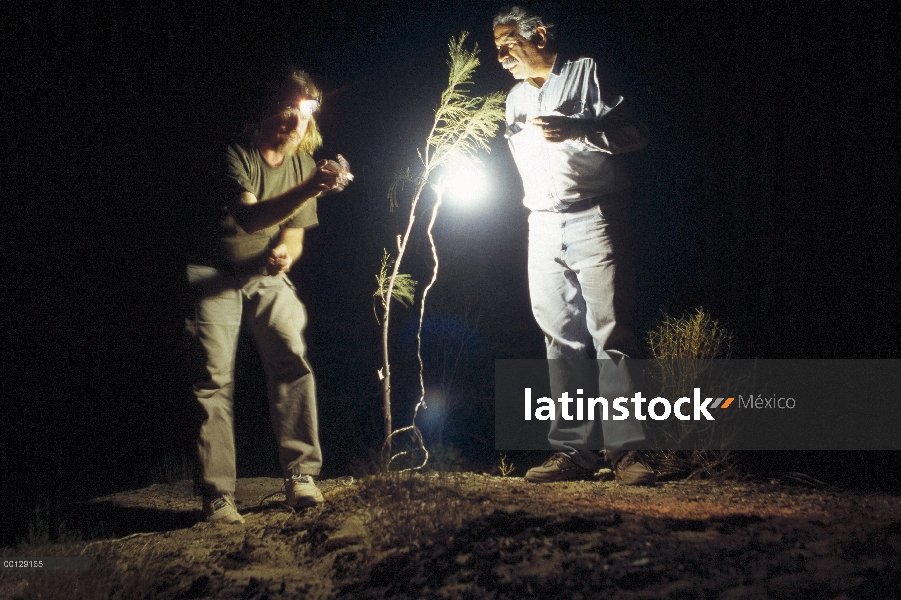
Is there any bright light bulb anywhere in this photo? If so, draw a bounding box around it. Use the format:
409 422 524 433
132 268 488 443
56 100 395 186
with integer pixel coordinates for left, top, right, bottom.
441 160 489 206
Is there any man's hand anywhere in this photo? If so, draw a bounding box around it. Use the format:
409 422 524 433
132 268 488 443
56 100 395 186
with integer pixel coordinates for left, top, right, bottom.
235 156 353 235
529 116 589 143
266 243 293 276
315 154 354 194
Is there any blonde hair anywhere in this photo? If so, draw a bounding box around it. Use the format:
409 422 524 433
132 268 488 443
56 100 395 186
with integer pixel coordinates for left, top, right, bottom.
252 70 324 154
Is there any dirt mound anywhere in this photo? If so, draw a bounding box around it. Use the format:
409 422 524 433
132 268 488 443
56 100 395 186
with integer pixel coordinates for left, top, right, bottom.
3 473 901 598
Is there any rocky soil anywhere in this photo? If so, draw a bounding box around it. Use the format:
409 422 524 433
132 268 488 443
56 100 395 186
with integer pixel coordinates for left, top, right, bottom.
2 472 901 599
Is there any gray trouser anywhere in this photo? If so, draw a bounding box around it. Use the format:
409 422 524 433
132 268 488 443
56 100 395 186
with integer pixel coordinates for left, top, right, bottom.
527 191 646 468
185 265 322 496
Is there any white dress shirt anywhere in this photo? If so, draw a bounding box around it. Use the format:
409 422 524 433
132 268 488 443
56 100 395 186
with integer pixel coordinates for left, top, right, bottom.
505 55 649 212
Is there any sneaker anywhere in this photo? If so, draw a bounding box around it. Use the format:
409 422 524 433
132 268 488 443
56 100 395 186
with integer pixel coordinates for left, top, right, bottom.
609 450 657 486
203 493 245 524
285 474 324 508
524 452 594 483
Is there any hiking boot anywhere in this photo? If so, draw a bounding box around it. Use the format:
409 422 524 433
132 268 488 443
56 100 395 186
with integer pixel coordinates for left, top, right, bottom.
610 450 657 485
524 452 594 483
203 493 245 524
285 474 324 508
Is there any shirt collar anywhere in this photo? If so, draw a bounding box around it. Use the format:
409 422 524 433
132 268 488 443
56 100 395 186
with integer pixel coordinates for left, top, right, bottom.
549 53 563 77
527 53 560 89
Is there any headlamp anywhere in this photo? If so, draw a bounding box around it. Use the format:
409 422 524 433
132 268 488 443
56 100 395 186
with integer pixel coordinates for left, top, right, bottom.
295 99 320 116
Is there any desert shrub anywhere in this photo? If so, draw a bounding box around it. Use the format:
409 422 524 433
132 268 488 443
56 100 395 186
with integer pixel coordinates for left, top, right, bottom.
357 472 472 548
421 443 469 472
647 307 733 362
646 308 738 480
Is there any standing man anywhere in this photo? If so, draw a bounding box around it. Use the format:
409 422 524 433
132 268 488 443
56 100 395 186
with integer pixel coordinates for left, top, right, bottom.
493 7 655 484
185 70 353 523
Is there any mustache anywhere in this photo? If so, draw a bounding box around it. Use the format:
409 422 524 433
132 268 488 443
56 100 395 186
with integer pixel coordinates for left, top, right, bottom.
502 57 518 70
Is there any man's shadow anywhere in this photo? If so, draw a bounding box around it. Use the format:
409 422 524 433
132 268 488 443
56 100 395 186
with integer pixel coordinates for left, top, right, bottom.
66 499 202 540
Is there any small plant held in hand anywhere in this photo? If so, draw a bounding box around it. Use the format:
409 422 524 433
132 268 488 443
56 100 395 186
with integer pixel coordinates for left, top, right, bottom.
376 33 505 471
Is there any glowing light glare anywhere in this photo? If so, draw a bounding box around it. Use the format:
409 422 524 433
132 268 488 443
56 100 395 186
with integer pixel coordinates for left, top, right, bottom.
420 387 447 421
441 161 489 205
297 99 320 116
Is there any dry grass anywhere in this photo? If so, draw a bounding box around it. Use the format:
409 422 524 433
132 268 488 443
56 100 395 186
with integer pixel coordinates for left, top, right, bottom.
646 307 734 395
357 472 477 548
5 473 901 598
646 308 738 480
0 523 163 600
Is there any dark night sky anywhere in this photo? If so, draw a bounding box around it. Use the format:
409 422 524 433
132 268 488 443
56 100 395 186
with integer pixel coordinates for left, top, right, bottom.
3 0 900 542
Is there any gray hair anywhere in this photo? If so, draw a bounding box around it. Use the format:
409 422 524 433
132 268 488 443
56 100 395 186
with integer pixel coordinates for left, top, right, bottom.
493 6 556 42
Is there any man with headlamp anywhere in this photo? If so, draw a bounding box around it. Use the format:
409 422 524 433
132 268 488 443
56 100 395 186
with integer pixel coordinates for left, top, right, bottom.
493 7 655 485
185 70 352 524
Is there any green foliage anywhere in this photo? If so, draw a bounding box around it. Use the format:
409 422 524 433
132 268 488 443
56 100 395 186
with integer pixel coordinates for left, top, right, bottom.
378 32 506 470
374 249 417 323
423 34 506 171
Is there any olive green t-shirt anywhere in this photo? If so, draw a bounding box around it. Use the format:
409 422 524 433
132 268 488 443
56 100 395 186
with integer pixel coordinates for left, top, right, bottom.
218 143 319 270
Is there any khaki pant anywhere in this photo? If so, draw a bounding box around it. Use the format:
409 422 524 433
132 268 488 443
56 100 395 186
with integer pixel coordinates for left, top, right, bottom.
185 265 322 496
527 191 645 468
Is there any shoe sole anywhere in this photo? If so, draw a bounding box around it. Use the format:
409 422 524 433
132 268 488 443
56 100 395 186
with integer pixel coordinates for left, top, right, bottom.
207 518 245 524
289 498 323 508
204 500 246 524
286 490 325 508
205 513 245 524
618 474 657 486
524 471 594 483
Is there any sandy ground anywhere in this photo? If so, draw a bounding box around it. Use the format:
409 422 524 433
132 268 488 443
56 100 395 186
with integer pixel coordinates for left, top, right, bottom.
2 472 901 599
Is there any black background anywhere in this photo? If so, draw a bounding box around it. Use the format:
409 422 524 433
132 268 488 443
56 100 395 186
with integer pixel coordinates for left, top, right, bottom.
3 0 899 544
